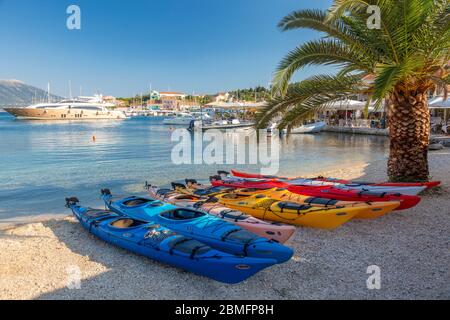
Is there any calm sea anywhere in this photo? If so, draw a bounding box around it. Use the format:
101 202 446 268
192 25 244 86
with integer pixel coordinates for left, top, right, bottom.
0 112 388 221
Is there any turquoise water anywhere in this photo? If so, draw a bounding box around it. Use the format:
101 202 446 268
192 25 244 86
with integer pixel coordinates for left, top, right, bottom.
0 112 388 220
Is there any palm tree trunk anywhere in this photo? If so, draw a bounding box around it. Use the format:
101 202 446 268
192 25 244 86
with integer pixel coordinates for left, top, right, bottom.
387 87 430 181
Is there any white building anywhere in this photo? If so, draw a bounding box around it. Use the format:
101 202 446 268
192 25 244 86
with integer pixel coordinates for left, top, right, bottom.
214 92 230 102
159 92 186 100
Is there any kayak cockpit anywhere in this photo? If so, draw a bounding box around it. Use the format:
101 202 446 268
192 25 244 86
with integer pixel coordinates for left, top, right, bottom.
122 197 155 207
161 209 206 221
110 218 148 229
304 197 339 206
218 210 250 221
276 202 312 211
193 186 233 196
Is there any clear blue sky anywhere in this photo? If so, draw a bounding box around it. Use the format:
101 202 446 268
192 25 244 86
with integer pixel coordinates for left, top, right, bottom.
0 0 333 97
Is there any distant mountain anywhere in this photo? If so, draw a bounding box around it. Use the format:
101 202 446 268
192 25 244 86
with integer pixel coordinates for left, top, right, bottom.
0 80 63 108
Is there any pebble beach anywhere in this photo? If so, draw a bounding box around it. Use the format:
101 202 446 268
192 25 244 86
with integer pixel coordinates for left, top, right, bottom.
1 151 449 300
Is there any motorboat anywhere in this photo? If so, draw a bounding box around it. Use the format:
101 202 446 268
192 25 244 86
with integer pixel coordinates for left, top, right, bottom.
162 112 210 125
4 96 126 120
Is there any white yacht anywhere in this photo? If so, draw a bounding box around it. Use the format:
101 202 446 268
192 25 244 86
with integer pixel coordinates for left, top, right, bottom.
289 121 326 134
4 96 126 120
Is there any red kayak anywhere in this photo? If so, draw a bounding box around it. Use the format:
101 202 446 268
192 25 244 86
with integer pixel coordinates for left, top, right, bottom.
230 170 440 190
287 185 420 210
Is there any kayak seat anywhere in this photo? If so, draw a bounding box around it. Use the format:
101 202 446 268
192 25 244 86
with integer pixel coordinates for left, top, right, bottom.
122 198 153 207
111 218 147 229
277 202 312 211
304 197 339 206
161 209 206 220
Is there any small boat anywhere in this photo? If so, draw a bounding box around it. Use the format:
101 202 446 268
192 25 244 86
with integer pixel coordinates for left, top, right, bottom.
287 185 420 210
100 190 294 263
145 184 296 243
188 119 255 132
163 112 211 125
162 112 196 125
230 170 440 190
65 197 275 284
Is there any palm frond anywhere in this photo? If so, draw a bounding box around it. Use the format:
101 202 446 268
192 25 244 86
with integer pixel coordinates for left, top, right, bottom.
272 39 371 95
373 57 425 100
256 74 364 129
259 0 450 131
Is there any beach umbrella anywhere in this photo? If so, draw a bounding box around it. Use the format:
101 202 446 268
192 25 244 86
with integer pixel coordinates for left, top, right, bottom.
429 97 450 122
429 97 450 108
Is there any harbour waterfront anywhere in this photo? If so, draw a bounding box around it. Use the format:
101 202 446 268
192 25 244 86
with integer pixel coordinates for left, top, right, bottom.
0 112 388 221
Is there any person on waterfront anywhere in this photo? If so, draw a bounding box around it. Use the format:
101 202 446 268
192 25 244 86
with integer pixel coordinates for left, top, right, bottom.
380 117 386 130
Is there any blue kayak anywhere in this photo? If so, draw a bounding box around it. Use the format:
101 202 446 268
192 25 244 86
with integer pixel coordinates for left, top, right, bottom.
101 189 293 263
65 197 277 284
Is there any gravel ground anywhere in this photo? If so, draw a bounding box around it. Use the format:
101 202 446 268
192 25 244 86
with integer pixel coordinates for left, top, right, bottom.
1 150 449 300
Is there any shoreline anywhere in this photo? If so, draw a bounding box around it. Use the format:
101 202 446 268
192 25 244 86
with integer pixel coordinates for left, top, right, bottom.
1 152 449 300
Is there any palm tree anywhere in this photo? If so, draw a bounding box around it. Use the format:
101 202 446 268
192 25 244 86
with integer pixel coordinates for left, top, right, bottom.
256 0 449 181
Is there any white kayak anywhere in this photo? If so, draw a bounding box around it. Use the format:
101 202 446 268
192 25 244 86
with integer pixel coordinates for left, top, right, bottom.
288 178 426 195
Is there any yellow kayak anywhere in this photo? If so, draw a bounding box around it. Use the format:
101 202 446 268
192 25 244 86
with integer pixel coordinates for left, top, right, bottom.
232 188 401 219
215 193 400 228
